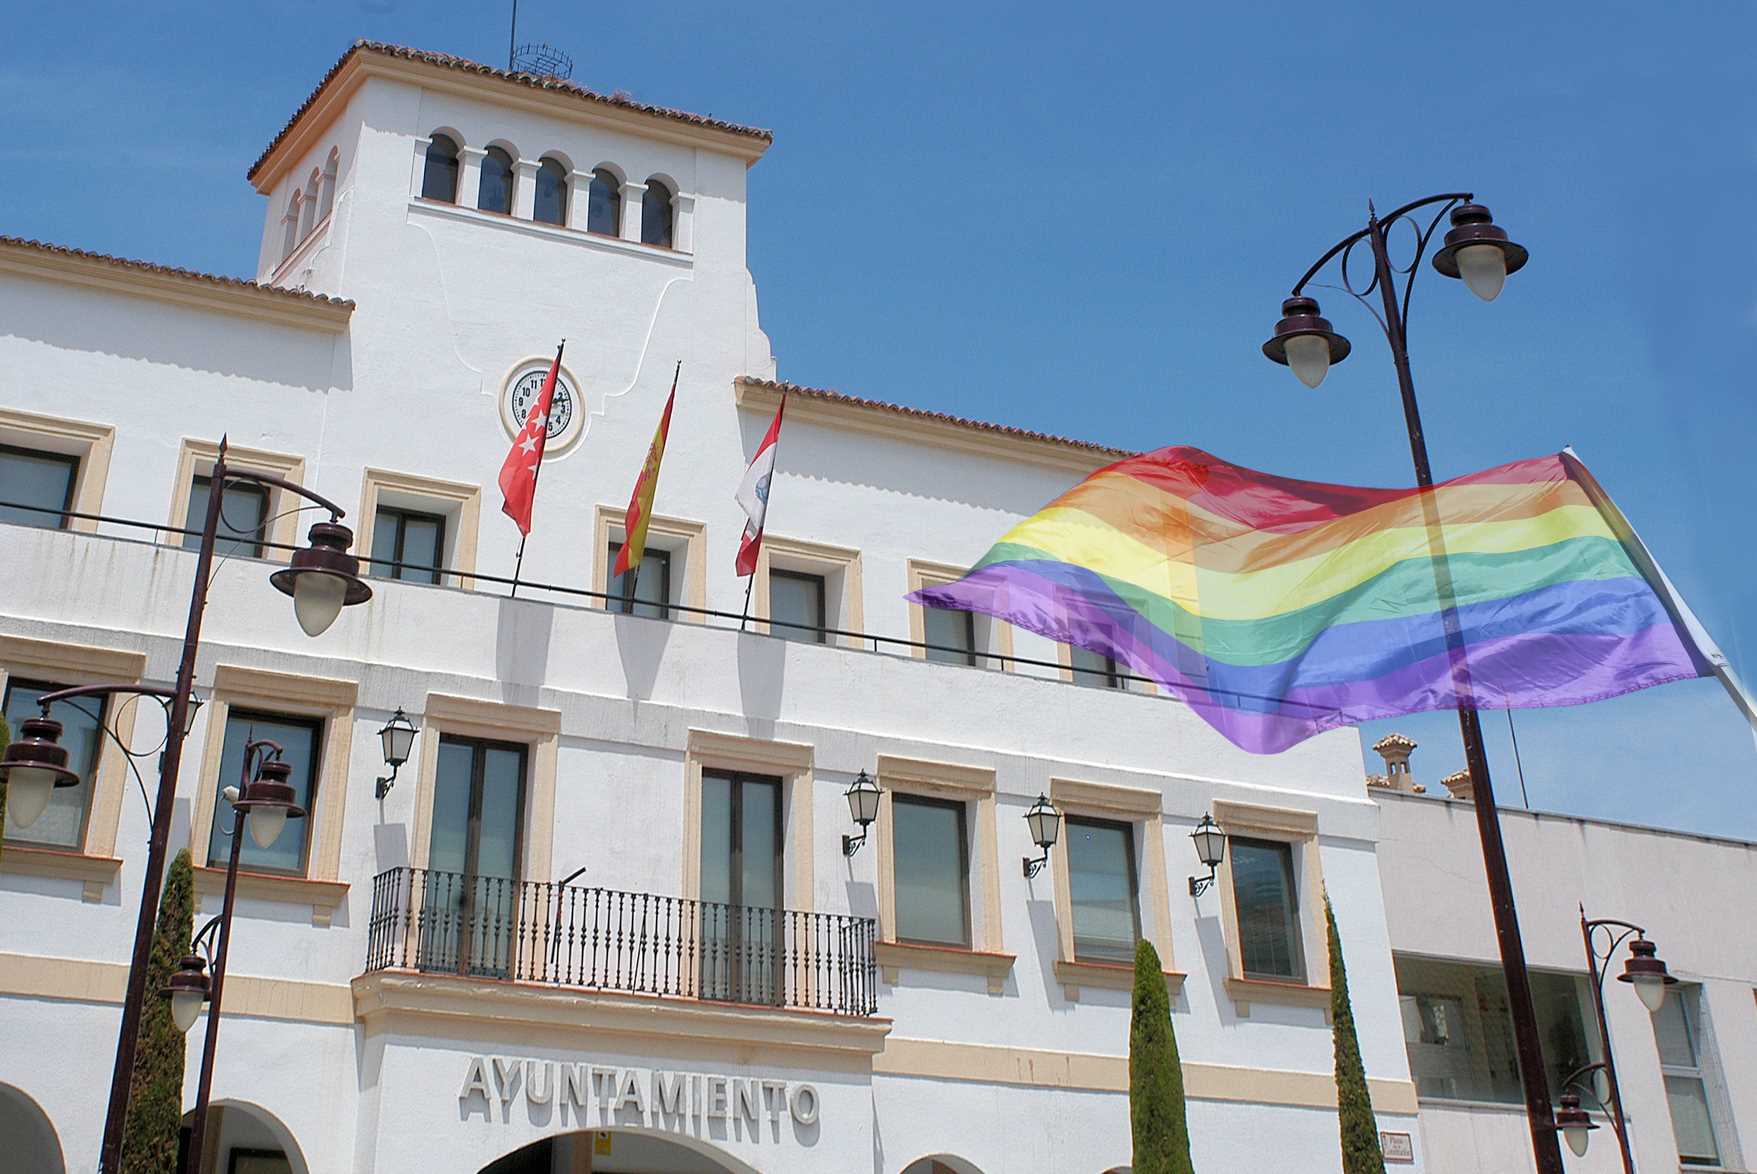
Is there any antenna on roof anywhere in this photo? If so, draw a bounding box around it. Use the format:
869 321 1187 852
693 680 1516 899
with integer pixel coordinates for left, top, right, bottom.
512 42 574 80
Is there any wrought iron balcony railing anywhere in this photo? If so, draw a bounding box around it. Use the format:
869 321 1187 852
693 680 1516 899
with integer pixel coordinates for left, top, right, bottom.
364 867 879 1017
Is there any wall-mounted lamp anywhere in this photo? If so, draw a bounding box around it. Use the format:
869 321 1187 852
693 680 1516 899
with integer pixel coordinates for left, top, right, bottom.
842 770 880 856
374 708 418 800
1022 794 1060 878
1188 813 1226 896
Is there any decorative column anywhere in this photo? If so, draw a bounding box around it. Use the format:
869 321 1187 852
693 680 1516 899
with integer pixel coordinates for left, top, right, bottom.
620 180 647 243
512 159 539 220
672 192 696 253
457 147 487 210
567 170 594 229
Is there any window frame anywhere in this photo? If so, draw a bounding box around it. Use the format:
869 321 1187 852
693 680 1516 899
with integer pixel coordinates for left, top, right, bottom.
1064 814 1143 965
606 540 673 619
1654 984 1724 1167
422 133 461 204
166 439 304 564
1229 835 1306 983
1066 643 1127 689
769 568 827 644
586 168 623 236
0 442 79 531
478 146 516 215
2 675 104 850
755 535 865 648
591 506 707 620
185 473 270 560
641 178 675 247
1211 798 1331 1014
205 707 325 877
0 407 115 537
356 467 481 591
890 792 973 948
371 504 449 584
533 157 569 226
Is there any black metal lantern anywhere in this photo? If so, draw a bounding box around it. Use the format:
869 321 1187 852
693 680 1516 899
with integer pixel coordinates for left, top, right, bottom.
1188 813 1227 896
1552 1091 1598 1157
841 770 880 857
1022 794 1060 878
1430 203 1528 302
0 715 81 830
269 520 372 637
1616 936 1678 1013
1262 295 1352 389
231 758 306 851
164 954 211 1035
374 708 419 799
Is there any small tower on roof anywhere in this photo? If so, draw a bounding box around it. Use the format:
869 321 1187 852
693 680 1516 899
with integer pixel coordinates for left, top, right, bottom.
1367 732 1426 794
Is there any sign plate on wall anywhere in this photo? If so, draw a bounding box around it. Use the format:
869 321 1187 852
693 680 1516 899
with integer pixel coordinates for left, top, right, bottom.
1380 1131 1415 1163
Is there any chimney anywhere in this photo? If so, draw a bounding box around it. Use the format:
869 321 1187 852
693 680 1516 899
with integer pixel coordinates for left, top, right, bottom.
1441 769 1474 801
1368 733 1426 794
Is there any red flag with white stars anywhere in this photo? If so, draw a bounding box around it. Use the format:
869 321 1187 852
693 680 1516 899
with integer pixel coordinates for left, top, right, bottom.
499 342 564 536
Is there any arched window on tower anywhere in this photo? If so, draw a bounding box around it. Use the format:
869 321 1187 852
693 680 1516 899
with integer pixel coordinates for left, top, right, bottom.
479 147 515 215
281 193 301 262
300 170 320 238
587 169 622 236
534 158 568 225
319 148 338 221
641 177 674 248
421 134 460 203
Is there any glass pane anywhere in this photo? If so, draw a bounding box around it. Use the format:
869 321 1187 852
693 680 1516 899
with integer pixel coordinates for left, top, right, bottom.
422 136 459 202
479 149 514 214
1394 957 1596 1104
1067 818 1138 962
588 170 621 235
3 681 100 847
608 543 670 618
698 773 732 906
1232 838 1304 981
206 713 319 874
427 740 473 873
184 476 266 559
893 797 968 945
924 606 976 666
641 183 673 247
739 778 780 912
534 160 567 225
398 515 444 585
1653 988 1699 1067
476 747 524 880
771 572 825 644
1665 1075 1720 1165
1070 644 1121 688
0 448 76 529
368 509 399 579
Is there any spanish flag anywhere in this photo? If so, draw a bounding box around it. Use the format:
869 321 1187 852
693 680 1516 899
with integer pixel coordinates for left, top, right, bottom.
613 363 679 578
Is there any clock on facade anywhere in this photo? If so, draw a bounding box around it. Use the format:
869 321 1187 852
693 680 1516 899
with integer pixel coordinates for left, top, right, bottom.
506 365 577 441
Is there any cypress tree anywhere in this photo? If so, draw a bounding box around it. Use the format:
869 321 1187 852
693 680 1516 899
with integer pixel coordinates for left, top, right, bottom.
0 714 10 866
1327 893 1386 1174
122 848 195 1174
1129 937 1195 1173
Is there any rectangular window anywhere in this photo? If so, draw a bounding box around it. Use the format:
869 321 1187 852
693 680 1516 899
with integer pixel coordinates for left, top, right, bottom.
1394 955 1598 1105
422 735 527 976
1654 986 1722 1166
699 771 783 1004
770 570 826 644
1066 816 1140 963
924 605 977 667
1231 837 1305 981
0 444 78 530
892 795 970 946
1070 645 1124 689
607 542 672 619
206 710 321 875
2 678 101 848
183 474 268 560
370 506 447 585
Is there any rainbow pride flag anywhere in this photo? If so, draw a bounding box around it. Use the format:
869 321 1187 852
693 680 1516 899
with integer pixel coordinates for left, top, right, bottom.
910 447 1739 754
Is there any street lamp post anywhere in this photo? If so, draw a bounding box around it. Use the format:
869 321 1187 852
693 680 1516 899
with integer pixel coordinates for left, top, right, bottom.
0 437 369 1171
1261 194 1562 1171
164 738 305 1174
1556 909 1680 1169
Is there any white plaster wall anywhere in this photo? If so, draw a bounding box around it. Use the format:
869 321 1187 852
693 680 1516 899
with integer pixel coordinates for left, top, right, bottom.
1377 789 1757 1174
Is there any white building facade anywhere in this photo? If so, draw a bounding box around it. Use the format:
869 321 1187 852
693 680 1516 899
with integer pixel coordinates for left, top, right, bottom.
0 39 1744 1174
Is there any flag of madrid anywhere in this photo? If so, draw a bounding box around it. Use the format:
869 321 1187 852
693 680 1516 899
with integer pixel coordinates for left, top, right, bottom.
735 398 785 576
499 344 563 536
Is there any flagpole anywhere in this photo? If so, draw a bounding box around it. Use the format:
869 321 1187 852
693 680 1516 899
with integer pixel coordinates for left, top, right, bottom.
510 339 566 599
739 392 785 632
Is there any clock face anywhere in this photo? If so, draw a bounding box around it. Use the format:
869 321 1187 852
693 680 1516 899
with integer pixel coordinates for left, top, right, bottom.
508 368 575 440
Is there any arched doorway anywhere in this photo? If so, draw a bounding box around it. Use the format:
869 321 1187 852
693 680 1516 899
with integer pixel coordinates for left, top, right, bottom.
481 1129 761 1174
0 1083 65 1174
178 1100 308 1174
901 1157 986 1174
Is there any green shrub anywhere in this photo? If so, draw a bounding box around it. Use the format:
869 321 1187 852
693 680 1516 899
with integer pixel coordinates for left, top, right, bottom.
1130 937 1195 1173
1328 894 1385 1174
122 848 194 1173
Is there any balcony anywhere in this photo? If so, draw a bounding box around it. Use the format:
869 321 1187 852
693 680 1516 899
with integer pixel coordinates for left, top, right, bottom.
364 867 880 1017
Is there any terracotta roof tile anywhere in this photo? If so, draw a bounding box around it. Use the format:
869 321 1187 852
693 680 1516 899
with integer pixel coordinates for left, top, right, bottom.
250 40 772 181
738 377 1135 460
0 235 354 308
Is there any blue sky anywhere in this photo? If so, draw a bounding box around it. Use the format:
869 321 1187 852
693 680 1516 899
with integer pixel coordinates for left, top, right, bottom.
5 2 1752 836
